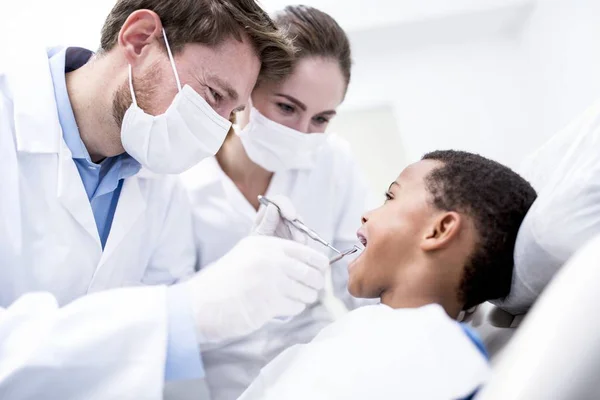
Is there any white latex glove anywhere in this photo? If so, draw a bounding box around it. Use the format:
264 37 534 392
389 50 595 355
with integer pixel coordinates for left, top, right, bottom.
178 235 328 343
253 195 307 243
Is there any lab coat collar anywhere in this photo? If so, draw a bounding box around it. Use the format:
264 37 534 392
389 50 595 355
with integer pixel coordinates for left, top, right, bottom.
183 157 259 221
184 156 295 221
186 156 224 189
12 46 63 154
218 157 294 222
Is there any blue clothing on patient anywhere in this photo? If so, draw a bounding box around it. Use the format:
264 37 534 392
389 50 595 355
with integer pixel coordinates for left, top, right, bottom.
460 323 489 359
460 323 489 400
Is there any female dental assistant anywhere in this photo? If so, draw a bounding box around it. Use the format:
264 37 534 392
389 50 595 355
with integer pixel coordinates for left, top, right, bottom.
182 5 374 399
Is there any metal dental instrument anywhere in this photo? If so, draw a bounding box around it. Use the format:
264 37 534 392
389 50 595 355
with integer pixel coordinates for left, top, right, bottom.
258 195 361 264
327 245 361 265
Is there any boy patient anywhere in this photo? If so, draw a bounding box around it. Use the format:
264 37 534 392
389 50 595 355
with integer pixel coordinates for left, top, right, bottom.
239 150 537 400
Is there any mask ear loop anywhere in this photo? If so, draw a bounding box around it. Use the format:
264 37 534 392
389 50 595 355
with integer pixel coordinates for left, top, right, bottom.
128 64 138 106
162 28 182 92
128 28 180 107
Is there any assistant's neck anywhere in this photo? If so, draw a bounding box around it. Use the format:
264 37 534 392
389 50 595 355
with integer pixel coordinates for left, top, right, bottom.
216 134 273 209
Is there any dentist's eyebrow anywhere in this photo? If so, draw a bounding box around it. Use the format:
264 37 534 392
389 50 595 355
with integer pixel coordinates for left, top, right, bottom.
207 74 239 101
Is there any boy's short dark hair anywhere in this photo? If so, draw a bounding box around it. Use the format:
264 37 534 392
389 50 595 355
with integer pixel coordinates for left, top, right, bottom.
422 150 537 309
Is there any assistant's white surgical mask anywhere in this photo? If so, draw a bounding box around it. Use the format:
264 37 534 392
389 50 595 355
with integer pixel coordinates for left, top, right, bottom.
238 107 328 172
120 29 231 174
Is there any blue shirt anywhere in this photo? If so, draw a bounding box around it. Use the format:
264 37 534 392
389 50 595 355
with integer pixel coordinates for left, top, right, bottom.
48 47 203 381
48 47 140 249
460 323 488 400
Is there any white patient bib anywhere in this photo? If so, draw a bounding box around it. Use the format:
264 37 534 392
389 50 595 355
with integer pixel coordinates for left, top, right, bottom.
239 304 490 400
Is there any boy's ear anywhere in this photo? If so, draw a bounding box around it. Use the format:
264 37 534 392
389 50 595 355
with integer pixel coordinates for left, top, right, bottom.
421 212 462 251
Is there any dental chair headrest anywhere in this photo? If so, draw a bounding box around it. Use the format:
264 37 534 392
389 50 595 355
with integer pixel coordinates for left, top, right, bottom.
487 307 523 329
492 101 600 314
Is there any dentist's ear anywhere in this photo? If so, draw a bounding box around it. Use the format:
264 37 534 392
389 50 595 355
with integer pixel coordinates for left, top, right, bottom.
421 212 461 251
118 9 163 65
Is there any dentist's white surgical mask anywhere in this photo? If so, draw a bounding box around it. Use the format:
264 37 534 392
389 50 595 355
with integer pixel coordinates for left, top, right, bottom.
120 29 231 174
238 107 328 172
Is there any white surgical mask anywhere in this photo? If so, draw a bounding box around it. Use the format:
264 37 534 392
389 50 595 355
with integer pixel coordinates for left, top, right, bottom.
120 29 231 174
238 107 328 172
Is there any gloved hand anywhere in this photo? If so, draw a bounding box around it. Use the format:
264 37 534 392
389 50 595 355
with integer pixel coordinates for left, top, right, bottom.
253 195 306 243
178 235 328 344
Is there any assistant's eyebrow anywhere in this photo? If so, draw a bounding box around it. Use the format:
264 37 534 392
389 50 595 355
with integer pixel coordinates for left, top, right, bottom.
275 93 307 112
318 110 337 117
388 181 400 191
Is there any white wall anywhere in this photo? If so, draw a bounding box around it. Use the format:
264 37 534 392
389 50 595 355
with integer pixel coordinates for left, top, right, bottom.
262 0 532 33
361 37 534 169
329 105 407 194
337 0 600 177
519 0 600 141
340 12 536 172
0 0 113 49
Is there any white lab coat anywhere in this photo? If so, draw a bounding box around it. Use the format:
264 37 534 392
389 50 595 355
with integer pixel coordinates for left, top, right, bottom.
239 304 490 400
180 135 376 400
0 286 169 400
0 47 196 308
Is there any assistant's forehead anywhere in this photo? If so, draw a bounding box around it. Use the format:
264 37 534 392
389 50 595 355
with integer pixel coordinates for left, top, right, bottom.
271 57 345 109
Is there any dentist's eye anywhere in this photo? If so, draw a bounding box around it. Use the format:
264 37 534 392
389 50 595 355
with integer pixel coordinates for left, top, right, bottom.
209 88 222 103
384 192 394 201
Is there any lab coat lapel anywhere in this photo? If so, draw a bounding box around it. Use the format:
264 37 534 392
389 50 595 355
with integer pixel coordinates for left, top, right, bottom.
11 46 62 154
205 157 256 222
56 140 102 247
99 175 146 265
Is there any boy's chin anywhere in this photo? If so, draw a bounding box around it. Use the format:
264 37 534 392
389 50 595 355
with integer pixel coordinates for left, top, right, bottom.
346 275 364 298
347 274 378 300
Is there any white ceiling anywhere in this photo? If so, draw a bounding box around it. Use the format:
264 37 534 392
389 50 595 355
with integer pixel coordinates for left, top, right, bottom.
1 0 537 49
260 0 534 33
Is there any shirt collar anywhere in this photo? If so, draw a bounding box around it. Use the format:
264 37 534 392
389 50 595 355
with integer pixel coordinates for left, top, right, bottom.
49 47 92 161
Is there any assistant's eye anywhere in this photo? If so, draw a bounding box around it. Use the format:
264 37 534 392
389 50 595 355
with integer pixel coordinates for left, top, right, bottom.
277 103 295 114
384 191 394 201
312 115 330 126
